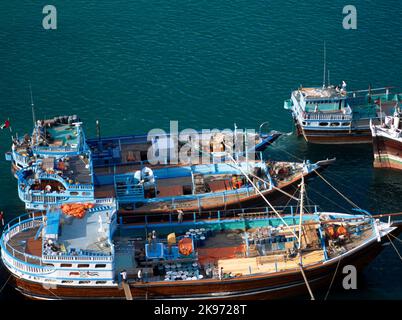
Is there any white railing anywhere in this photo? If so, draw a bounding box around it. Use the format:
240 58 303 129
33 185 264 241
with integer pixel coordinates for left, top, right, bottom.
302 112 352 121
0 215 56 274
42 254 113 262
95 198 115 205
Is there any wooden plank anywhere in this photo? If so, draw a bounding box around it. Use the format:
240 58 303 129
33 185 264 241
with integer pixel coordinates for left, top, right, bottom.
122 281 133 300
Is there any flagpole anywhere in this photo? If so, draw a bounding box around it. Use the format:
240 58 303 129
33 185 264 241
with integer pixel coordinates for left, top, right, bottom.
29 84 36 127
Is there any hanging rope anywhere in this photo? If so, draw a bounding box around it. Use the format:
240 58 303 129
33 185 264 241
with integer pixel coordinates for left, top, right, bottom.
324 255 342 300
44 285 62 299
389 233 402 244
236 166 301 202
387 234 402 262
314 170 362 210
225 152 300 241
283 184 301 208
273 145 304 162
0 274 11 294
307 185 352 214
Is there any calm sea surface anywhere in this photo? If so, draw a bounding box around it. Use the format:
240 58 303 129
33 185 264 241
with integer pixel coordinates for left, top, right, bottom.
0 0 402 300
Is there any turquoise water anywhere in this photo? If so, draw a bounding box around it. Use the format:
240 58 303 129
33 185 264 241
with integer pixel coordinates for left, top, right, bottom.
1 0 402 299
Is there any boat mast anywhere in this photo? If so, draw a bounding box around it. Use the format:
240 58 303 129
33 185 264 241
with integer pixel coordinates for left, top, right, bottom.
380 99 383 126
298 175 305 250
297 174 315 300
29 84 36 127
322 41 326 88
327 70 330 87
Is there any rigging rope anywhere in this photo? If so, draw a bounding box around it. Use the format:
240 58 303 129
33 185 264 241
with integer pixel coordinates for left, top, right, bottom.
314 170 362 210
387 234 402 262
0 274 11 294
227 149 317 299
389 233 402 244
225 152 300 241
307 185 352 214
237 166 300 202
324 255 342 300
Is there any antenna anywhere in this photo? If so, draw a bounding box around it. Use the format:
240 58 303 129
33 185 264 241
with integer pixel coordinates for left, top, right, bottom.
328 70 330 86
29 84 36 126
322 41 326 88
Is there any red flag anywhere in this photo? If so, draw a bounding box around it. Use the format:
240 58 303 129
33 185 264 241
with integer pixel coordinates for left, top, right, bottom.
1 119 10 130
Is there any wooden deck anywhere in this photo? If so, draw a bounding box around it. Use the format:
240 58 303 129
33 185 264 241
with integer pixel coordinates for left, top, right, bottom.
217 250 325 276
6 226 42 265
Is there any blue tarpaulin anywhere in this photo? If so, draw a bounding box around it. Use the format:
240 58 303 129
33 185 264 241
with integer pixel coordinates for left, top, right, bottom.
45 210 61 239
145 243 164 259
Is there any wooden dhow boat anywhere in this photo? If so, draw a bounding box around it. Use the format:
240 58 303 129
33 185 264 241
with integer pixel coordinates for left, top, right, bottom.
284 84 397 144
6 115 281 174
15 147 334 213
370 103 402 170
1 178 401 300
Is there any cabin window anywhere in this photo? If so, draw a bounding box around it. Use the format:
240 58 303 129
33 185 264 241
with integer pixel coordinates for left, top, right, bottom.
82 192 91 196
77 264 90 268
140 151 148 161
319 122 329 126
61 263 72 268
70 191 79 196
95 264 107 268
78 280 91 284
96 281 107 284
44 263 54 267
183 185 192 195
330 122 340 126
61 280 74 284
343 122 351 126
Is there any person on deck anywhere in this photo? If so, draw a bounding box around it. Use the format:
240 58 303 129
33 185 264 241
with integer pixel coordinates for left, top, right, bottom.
137 269 143 282
0 211 4 227
219 267 224 280
177 209 184 223
120 270 127 283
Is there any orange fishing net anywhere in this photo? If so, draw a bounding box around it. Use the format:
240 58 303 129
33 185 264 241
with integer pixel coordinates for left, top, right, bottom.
61 203 94 219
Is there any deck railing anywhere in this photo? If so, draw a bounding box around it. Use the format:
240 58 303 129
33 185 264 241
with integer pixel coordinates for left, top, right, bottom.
42 253 113 262
33 144 79 154
302 112 353 121
1 212 114 272
0 214 56 274
121 205 320 225
12 150 30 165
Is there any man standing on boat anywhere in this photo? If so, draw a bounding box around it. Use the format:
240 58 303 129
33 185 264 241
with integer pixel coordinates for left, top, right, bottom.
0 211 4 227
177 209 184 223
120 269 127 283
137 269 143 282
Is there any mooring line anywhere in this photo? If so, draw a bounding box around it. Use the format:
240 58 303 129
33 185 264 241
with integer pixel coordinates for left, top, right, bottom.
0 274 11 294
324 255 342 301
387 234 402 262
389 233 402 244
